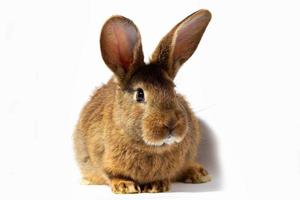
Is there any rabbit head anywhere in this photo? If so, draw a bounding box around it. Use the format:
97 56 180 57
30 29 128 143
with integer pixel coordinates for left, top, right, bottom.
100 10 211 147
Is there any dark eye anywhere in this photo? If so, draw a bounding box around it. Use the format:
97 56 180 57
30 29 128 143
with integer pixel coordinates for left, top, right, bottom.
135 88 145 103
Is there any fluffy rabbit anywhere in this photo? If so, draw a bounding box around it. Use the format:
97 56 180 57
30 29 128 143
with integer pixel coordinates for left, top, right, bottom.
74 9 212 194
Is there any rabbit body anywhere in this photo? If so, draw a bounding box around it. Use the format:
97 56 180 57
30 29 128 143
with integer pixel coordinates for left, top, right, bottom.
74 9 212 193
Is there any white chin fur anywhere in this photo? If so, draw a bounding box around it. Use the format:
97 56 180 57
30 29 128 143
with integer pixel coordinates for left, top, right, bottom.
164 135 184 145
144 140 164 146
145 136 183 146
164 136 176 145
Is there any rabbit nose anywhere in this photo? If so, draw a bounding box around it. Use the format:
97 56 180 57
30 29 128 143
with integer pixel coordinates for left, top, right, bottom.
163 119 178 134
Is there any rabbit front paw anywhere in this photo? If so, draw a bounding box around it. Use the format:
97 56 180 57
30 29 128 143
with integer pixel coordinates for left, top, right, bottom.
111 178 141 194
141 180 170 193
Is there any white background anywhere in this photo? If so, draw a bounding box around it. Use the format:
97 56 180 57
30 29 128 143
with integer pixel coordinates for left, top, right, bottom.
0 0 299 199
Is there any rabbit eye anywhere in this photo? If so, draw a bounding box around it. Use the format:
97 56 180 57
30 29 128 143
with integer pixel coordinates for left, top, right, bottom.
135 88 145 103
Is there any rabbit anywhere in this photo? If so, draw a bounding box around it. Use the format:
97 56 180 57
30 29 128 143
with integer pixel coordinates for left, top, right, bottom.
74 9 212 194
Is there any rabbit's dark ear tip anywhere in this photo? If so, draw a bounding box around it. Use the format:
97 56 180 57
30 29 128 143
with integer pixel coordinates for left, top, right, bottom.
104 15 133 24
196 9 212 20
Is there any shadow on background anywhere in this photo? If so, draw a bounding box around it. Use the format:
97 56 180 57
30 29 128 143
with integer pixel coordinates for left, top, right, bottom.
172 119 222 192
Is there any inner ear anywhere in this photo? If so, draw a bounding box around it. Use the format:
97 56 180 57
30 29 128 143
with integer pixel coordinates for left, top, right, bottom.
104 20 137 72
151 9 211 79
172 13 211 66
100 16 144 84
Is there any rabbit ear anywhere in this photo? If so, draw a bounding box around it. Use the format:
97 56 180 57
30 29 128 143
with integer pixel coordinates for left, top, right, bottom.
151 9 211 79
100 16 144 85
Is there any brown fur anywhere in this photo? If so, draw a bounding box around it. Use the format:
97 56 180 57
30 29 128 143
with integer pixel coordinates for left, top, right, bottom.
74 9 212 193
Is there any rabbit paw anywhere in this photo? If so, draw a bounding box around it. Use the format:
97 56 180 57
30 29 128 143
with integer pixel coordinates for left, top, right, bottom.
182 164 211 183
111 179 141 194
142 180 170 193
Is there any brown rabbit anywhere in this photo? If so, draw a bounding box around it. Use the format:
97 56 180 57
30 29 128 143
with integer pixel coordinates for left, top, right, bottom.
74 9 212 194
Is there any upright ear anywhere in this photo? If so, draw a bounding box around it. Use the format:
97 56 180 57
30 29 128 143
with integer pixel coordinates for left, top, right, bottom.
100 16 144 86
151 9 211 79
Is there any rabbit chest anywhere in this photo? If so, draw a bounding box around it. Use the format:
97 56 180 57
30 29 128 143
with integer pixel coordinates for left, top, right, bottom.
103 144 187 183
